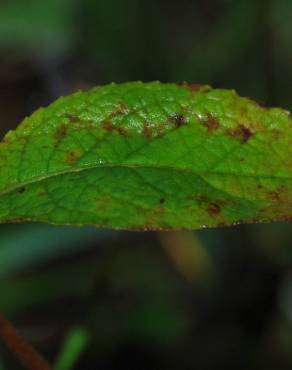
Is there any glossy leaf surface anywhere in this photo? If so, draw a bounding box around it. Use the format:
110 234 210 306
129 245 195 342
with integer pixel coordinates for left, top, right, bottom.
0 82 291 230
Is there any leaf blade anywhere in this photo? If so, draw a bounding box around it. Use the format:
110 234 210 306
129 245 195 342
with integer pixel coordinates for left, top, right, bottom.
1 81 292 229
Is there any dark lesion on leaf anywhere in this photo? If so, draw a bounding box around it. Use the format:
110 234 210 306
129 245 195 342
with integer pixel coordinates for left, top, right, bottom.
257 185 287 203
159 198 165 204
189 194 223 217
201 113 220 132
55 124 67 141
179 82 205 92
17 186 26 194
143 122 170 138
268 191 280 201
267 191 280 202
66 150 79 164
168 113 186 127
186 83 204 92
227 124 254 144
254 211 292 225
65 113 80 123
266 186 288 202
109 102 129 118
143 124 153 138
101 121 128 136
206 202 221 216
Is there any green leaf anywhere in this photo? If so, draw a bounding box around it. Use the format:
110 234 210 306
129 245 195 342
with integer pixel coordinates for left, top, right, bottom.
54 327 90 370
0 82 291 230
0 0 75 57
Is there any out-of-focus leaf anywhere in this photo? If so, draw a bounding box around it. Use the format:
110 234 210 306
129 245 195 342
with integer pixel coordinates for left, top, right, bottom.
0 82 291 230
0 0 76 56
54 327 90 370
0 261 99 314
170 0 260 82
0 225 117 277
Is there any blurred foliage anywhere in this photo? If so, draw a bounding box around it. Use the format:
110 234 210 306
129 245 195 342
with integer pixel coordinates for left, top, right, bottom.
0 0 292 369
0 0 76 58
54 327 90 370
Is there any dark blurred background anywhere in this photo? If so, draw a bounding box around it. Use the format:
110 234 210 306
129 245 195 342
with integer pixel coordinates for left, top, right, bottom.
0 1 292 369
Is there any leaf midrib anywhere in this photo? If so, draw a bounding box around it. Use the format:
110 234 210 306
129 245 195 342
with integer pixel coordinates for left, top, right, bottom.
1 162 292 197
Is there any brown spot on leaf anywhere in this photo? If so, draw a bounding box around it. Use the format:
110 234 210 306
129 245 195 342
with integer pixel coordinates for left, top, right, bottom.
202 113 220 132
189 195 225 219
268 191 280 201
143 124 153 138
180 83 205 92
109 102 129 118
168 113 186 127
157 123 167 134
228 124 253 144
101 121 128 136
188 84 204 92
55 124 67 140
17 187 26 194
206 202 221 216
159 198 165 204
65 113 79 123
179 82 211 94
66 150 78 164
266 186 288 202
38 191 46 197
116 126 128 136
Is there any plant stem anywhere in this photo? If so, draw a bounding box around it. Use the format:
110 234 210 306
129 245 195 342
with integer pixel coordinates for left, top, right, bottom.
0 312 52 370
